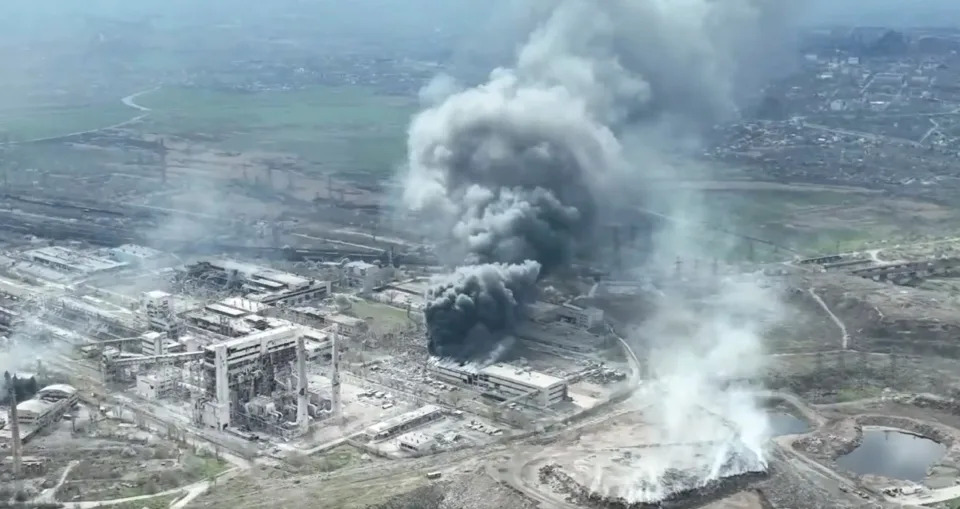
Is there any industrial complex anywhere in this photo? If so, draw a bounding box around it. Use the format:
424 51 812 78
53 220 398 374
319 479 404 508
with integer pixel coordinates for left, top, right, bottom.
8 5 960 509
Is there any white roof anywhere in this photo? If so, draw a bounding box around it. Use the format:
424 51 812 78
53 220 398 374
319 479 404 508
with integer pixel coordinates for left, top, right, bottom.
17 399 54 416
327 314 365 327
205 302 248 318
479 363 564 390
365 405 441 436
112 244 162 257
38 384 77 397
398 431 433 445
220 297 270 313
388 280 430 296
215 325 299 350
26 246 127 273
301 327 330 343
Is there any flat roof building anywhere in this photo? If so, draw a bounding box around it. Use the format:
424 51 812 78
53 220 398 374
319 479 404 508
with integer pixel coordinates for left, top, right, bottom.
188 259 331 306
108 244 163 265
24 246 127 275
429 362 567 408
17 384 78 429
326 314 366 337
397 431 435 453
364 405 443 441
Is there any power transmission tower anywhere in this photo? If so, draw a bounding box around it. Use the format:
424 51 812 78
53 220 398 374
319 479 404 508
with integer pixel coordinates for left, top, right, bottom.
5 372 22 483
158 138 168 185
611 226 621 273
814 351 825 400
858 350 869 390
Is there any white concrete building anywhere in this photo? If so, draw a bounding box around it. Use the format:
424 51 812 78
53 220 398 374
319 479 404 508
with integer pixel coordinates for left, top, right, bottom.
140 331 166 356
136 370 179 400
429 362 568 408
140 291 178 334
109 244 163 265
344 261 394 292
526 301 603 330
364 405 443 441
557 304 603 330
17 384 78 428
398 431 435 453
326 314 366 337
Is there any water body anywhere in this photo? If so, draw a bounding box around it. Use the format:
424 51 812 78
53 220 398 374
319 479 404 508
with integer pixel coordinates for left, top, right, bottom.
768 412 809 437
837 428 947 482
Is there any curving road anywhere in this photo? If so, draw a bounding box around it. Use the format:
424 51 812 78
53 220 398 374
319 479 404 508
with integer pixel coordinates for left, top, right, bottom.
808 288 850 350
4 86 159 146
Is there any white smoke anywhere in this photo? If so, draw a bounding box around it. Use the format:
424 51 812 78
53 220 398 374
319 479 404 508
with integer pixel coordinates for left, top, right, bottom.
608 273 778 502
418 73 462 106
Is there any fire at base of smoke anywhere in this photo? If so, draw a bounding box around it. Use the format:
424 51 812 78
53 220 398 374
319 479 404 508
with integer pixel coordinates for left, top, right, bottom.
424 260 540 361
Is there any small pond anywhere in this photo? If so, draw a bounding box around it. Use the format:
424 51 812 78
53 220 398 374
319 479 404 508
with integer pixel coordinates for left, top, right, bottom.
837 428 946 482
768 412 809 437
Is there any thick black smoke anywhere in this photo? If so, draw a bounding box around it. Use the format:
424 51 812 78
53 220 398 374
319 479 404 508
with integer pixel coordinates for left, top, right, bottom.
424 261 541 360
406 0 792 360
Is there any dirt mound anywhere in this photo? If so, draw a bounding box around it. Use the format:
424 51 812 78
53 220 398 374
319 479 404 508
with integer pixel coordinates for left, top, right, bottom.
538 463 769 509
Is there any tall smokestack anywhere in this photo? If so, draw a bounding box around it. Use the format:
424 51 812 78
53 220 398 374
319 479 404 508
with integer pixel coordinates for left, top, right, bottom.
331 330 341 424
5 372 22 480
295 336 309 435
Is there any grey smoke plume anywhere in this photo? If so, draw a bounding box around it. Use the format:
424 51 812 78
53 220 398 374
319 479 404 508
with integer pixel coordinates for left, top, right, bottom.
424 260 540 360
408 0 790 360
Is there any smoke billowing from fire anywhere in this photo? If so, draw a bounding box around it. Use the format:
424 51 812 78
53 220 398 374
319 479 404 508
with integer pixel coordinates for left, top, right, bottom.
613 275 779 502
424 261 540 359
404 0 791 360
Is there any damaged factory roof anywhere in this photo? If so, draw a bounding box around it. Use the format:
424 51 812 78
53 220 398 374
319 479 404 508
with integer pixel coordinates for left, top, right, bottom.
24 246 127 274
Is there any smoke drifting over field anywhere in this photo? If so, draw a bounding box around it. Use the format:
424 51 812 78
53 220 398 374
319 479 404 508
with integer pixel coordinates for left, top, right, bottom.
404 0 791 361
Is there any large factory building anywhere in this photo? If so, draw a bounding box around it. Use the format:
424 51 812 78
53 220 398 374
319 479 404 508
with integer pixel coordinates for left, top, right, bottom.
429 362 568 408
187 258 332 306
199 326 301 429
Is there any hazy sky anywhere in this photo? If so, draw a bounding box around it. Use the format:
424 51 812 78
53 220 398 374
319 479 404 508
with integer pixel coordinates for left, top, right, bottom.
3 0 960 46
804 0 960 27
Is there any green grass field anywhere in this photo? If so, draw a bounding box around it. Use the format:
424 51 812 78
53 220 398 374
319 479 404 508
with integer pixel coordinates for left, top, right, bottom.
137 86 418 174
0 101 135 142
654 185 960 261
